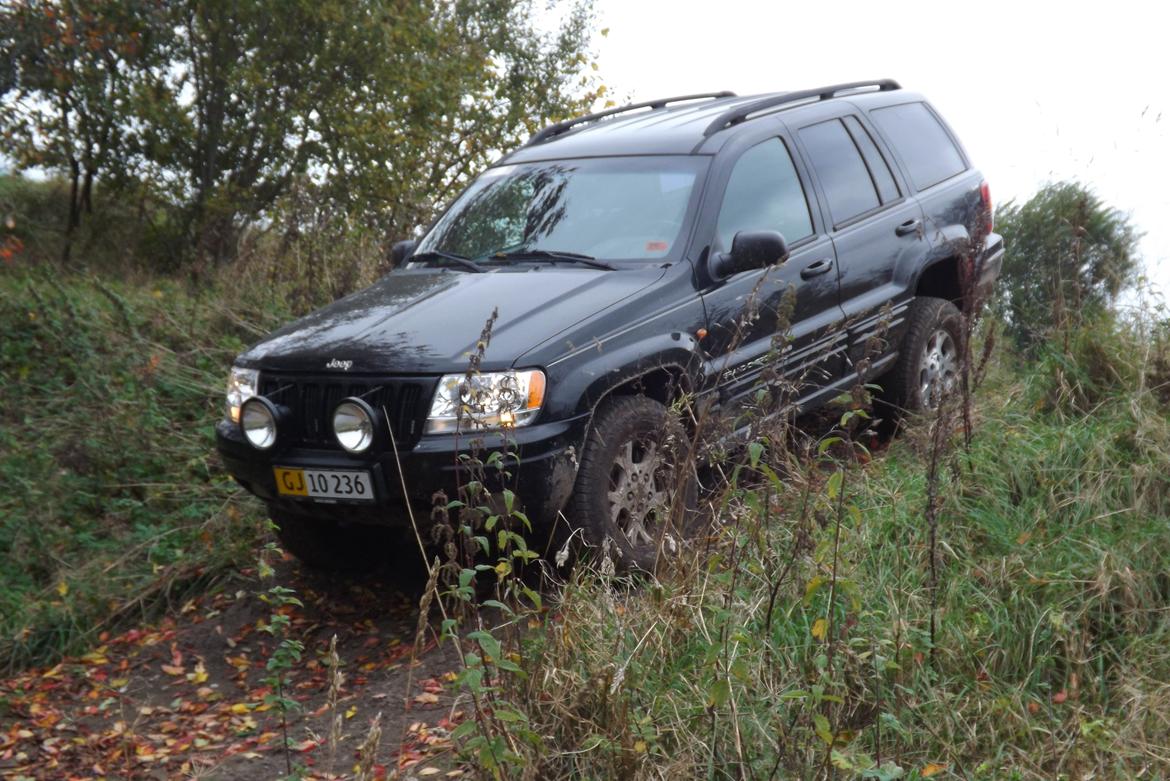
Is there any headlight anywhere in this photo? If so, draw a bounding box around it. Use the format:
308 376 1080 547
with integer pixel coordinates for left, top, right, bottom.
226 366 259 423
425 369 546 434
332 398 377 453
240 397 278 450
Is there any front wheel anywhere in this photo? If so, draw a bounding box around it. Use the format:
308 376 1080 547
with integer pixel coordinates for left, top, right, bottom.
880 296 963 414
566 396 699 572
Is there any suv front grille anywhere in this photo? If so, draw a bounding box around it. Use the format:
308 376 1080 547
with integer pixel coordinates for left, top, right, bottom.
258 373 434 450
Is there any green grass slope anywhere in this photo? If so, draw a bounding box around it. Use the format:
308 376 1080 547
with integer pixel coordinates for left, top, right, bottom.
0 266 287 670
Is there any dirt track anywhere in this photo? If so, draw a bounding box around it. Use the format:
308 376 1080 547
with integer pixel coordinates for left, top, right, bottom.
0 552 464 780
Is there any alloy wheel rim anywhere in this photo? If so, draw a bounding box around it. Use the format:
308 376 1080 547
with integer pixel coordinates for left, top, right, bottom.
919 328 958 410
607 437 671 546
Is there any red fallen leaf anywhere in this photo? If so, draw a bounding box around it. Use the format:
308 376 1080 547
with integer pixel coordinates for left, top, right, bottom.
293 738 319 753
1052 690 1068 704
398 749 424 767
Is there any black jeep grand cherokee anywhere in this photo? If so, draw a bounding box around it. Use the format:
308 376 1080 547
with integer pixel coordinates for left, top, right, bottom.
217 79 1003 570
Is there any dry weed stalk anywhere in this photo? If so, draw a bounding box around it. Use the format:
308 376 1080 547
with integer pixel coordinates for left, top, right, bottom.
397 556 441 763
325 634 345 774
355 711 384 781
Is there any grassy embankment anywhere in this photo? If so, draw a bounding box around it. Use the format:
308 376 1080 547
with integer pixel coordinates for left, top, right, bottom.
0 262 286 671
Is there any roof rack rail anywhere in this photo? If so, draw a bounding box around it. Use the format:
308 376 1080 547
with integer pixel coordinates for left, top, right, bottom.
702 79 901 137
526 91 738 146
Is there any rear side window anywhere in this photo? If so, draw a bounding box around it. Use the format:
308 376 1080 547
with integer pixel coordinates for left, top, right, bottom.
715 138 813 250
870 102 966 190
798 119 880 225
842 116 900 204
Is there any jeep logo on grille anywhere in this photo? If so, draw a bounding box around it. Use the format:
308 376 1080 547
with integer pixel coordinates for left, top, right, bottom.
325 358 353 371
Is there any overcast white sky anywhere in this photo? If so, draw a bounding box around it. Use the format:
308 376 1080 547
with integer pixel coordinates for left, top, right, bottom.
590 0 1170 296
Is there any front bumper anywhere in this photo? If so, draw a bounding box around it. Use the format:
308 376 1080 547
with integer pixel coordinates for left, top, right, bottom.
216 414 589 528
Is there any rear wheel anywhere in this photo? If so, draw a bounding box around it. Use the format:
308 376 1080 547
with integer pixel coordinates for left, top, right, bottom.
567 396 699 572
879 296 963 415
269 508 391 572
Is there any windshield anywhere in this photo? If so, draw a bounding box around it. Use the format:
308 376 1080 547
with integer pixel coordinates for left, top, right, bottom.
416 156 707 262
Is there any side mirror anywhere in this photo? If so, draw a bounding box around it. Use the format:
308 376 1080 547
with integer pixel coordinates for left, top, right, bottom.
390 239 418 267
709 230 789 281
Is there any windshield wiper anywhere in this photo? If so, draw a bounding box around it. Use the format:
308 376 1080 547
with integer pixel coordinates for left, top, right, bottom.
410 249 485 273
488 249 616 271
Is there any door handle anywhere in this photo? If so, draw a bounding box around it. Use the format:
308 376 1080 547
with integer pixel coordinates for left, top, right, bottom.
895 219 922 237
800 258 834 279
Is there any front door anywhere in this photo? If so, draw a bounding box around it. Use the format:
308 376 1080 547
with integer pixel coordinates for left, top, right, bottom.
698 136 846 423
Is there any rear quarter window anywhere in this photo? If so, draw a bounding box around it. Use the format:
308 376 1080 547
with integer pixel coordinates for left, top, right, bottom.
870 102 966 190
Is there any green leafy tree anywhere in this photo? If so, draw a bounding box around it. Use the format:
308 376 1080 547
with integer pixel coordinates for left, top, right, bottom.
996 181 1140 348
139 0 603 264
0 0 166 260
2 0 601 266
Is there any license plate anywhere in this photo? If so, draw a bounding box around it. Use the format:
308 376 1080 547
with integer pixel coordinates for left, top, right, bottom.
273 467 375 503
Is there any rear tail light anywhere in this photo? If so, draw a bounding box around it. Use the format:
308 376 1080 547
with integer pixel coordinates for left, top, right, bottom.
980 181 993 235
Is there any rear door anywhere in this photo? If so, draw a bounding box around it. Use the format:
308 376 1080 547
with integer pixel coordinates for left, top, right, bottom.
698 136 846 418
792 113 927 373
868 100 980 294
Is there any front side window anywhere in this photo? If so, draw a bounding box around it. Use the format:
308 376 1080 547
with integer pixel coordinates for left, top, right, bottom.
715 138 813 251
870 102 967 190
416 156 708 262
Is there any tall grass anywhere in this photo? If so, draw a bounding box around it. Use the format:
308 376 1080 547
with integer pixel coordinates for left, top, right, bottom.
497 317 1170 779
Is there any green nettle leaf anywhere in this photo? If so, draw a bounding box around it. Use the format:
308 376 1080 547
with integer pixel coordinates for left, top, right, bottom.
818 436 843 456
707 678 731 708
450 719 478 741
827 469 843 501
469 630 502 663
814 714 834 746
748 441 764 467
861 762 906 780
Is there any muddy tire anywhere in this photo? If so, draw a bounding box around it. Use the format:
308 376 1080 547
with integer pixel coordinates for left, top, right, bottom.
879 296 963 415
269 508 391 572
567 396 699 573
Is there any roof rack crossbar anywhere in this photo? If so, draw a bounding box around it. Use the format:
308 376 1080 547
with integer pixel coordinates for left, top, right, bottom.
702 79 901 137
526 91 738 146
